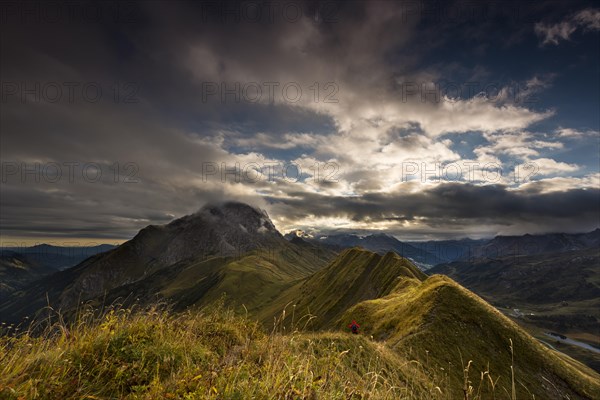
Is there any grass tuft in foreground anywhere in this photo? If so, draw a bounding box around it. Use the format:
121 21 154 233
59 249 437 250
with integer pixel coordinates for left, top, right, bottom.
0 300 441 399
3 296 596 399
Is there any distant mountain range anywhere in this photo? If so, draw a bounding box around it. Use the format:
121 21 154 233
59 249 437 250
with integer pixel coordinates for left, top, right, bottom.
452 229 600 261
430 247 600 307
0 244 116 300
285 228 600 268
285 231 445 269
0 244 116 270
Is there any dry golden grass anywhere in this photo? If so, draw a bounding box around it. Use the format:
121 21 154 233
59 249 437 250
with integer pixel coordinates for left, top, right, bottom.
0 300 439 399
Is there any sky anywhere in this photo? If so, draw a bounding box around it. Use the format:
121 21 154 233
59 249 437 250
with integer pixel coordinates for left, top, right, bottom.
0 0 599 245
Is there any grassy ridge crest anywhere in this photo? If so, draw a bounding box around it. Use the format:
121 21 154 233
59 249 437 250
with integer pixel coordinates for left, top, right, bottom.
341 275 600 399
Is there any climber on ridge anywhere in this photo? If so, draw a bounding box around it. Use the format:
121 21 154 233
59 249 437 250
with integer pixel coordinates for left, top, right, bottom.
348 320 360 334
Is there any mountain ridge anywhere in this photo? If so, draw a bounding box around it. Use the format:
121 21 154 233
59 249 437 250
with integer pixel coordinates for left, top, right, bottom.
341 274 600 399
284 228 600 267
258 247 427 328
0 202 335 323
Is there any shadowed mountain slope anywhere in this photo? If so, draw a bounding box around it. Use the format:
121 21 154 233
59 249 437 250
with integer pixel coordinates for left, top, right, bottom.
429 247 600 308
0 202 335 323
457 229 600 261
429 247 600 371
0 251 56 299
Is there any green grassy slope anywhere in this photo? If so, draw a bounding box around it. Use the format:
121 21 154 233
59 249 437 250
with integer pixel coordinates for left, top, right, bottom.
56 244 337 319
0 303 439 400
259 247 427 329
170 244 331 312
430 247 600 371
341 274 600 399
259 248 598 398
0 239 336 325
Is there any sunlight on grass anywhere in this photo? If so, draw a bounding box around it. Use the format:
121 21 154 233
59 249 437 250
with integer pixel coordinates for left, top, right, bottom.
0 297 586 399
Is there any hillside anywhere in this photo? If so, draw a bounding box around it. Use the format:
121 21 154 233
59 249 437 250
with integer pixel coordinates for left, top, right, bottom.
260 248 600 398
341 274 600 399
430 247 600 372
90 244 335 315
259 247 427 329
2 275 598 399
0 303 439 399
406 238 488 263
429 248 600 309
2 203 599 399
0 251 56 299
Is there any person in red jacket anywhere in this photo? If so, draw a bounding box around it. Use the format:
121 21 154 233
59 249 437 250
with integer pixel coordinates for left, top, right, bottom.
348 320 360 334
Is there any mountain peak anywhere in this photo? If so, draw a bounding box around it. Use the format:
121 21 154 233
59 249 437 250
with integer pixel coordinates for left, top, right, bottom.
150 201 283 265
164 201 277 236
195 201 276 234
200 201 267 216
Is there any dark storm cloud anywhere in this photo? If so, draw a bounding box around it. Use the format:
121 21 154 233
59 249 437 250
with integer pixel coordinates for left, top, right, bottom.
0 0 372 241
266 183 600 236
